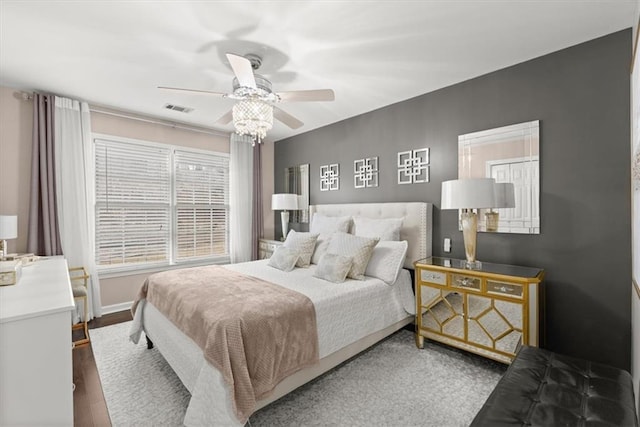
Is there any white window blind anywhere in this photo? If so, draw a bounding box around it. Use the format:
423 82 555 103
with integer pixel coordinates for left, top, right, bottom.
94 137 229 271
174 150 229 260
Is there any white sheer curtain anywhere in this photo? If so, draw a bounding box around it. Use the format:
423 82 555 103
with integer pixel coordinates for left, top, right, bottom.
229 134 254 263
54 96 102 319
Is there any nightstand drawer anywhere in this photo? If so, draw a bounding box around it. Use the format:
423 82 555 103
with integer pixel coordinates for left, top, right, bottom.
420 269 446 286
265 242 279 251
451 274 481 291
487 280 523 298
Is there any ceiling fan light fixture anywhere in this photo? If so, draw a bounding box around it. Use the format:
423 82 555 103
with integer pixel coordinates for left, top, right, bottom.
232 99 273 143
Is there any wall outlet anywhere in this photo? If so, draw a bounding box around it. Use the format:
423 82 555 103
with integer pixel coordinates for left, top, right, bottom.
444 238 451 253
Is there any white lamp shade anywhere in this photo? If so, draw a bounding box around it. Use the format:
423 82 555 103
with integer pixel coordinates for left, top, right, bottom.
271 193 299 211
0 215 18 239
494 182 516 208
441 178 496 210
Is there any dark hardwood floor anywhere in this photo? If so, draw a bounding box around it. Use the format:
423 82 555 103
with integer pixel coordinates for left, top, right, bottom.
73 310 132 427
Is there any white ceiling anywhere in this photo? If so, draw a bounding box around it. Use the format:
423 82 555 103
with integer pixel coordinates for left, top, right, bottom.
0 1 636 141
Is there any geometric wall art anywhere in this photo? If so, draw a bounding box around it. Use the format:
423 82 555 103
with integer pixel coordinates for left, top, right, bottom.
320 163 340 191
354 157 379 188
397 148 430 184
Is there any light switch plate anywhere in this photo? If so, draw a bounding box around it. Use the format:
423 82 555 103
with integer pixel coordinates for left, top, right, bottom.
444 238 451 253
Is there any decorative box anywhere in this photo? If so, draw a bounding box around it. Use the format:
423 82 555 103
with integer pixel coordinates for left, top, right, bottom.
1 253 39 267
0 260 22 286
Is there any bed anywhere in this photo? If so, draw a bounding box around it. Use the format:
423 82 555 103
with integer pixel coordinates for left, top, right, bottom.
130 202 433 426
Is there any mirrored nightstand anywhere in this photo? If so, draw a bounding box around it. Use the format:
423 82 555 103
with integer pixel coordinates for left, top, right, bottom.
414 256 545 364
258 239 283 259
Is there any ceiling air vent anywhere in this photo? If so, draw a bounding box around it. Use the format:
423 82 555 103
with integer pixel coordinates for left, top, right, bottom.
164 103 193 113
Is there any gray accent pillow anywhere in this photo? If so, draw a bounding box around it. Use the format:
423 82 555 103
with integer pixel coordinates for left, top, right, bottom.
282 230 319 267
267 246 299 272
313 253 353 283
326 232 379 280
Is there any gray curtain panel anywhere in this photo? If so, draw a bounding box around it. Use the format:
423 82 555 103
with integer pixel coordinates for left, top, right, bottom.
251 142 263 260
27 93 62 256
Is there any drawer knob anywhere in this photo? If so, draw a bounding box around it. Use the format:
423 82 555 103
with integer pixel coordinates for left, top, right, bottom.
459 278 473 287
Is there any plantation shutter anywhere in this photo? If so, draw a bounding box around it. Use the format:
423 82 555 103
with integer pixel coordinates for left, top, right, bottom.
94 139 171 267
174 150 230 261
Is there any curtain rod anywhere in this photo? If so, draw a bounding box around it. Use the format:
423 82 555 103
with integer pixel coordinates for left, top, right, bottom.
19 91 228 138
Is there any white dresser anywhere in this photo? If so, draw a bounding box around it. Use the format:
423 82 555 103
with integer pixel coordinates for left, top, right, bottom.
0 256 75 425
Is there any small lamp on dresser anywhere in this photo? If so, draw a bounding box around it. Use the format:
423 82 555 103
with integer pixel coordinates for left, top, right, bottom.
485 182 516 232
441 178 495 269
271 193 299 241
0 215 18 258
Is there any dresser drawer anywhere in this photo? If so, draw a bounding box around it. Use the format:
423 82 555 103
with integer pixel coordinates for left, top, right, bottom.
419 269 446 286
451 274 481 291
486 280 523 298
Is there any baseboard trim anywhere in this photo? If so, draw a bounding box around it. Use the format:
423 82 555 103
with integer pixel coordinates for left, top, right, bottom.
102 301 133 315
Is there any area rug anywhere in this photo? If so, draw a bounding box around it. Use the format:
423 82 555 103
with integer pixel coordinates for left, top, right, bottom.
90 322 505 426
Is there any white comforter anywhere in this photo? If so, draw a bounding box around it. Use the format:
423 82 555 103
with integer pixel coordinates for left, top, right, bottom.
130 260 415 426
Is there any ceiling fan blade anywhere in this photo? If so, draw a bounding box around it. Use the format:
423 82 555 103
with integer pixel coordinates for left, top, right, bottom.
158 86 227 97
226 53 256 88
215 109 234 125
276 89 335 102
273 106 304 129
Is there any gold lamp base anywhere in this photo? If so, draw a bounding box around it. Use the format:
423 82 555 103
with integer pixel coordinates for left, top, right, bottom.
461 210 482 270
485 210 499 232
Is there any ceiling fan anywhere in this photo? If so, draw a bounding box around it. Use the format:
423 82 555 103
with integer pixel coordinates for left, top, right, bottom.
159 53 335 141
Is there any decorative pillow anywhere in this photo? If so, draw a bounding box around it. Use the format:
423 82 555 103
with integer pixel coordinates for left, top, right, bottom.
267 246 299 272
326 232 379 280
282 230 319 267
365 240 408 285
310 213 352 234
352 216 403 241
313 253 353 283
310 214 352 264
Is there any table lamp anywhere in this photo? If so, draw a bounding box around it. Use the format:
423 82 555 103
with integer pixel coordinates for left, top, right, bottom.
485 182 516 232
441 178 495 269
272 193 299 241
0 215 18 258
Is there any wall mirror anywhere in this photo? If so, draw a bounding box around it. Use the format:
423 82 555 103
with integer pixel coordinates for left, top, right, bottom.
458 120 540 234
284 163 310 223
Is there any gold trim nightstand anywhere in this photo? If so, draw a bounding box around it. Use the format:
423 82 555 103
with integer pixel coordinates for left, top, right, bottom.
414 257 545 364
258 239 283 259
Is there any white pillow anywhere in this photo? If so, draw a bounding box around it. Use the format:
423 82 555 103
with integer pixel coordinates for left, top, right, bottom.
282 230 319 268
313 253 353 283
365 240 408 285
267 246 299 272
310 213 352 234
353 216 403 241
326 232 379 280
310 214 352 264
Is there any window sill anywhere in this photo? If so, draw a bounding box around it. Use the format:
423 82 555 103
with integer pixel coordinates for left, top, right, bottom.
98 257 231 279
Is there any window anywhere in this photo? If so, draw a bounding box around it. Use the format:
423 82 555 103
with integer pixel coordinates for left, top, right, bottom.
94 136 229 271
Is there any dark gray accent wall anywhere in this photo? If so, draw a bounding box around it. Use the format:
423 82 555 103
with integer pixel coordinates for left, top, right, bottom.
274 30 632 370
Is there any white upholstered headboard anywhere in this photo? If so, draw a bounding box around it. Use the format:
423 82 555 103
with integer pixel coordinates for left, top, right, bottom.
308 202 433 269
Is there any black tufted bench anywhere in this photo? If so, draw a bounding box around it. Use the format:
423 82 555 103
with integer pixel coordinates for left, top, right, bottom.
471 346 638 427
